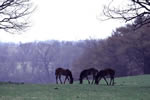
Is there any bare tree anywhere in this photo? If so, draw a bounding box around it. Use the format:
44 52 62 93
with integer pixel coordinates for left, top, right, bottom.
0 0 34 33
103 0 150 28
36 42 57 82
16 43 33 74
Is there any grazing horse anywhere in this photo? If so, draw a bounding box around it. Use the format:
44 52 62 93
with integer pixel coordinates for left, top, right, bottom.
95 68 115 85
79 68 98 84
55 68 73 84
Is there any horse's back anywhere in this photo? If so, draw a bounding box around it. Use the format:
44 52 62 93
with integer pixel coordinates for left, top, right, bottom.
55 68 72 76
55 68 64 75
80 68 98 78
66 69 72 75
80 69 88 76
89 68 98 73
88 68 98 71
105 68 115 75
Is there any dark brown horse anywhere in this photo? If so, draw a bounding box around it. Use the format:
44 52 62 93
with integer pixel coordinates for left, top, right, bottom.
55 68 73 84
79 68 98 84
95 68 115 85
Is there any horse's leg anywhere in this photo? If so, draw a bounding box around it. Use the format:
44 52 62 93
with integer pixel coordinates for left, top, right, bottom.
59 75 62 84
98 77 101 82
103 76 108 85
112 76 115 85
64 76 67 84
91 79 94 84
64 76 69 84
91 75 95 84
86 76 90 84
109 78 112 85
56 75 58 84
97 77 102 84
67 76 70 81
79 77 83 84
109 75 112 85
110 75 115 85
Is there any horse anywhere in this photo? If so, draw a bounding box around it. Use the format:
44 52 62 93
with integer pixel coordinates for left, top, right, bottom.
55 68 73 84
79 68 98 84
95 68 115 85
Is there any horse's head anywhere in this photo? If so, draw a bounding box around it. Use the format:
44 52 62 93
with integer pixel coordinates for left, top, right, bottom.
94 74 99 85
69 78 73 84
68 70 74 84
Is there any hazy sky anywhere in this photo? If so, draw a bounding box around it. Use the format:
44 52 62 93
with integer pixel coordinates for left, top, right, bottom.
0 0 124 43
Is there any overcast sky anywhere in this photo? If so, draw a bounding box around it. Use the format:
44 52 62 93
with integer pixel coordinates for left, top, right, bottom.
0 0 125 43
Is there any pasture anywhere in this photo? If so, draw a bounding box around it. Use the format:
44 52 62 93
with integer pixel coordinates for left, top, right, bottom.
0 75 150 100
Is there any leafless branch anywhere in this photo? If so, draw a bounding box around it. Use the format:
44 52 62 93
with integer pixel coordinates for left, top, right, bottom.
0 0 34 33
103 0 150 29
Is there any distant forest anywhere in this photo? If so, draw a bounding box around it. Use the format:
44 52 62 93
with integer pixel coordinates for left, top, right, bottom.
0 18 150 83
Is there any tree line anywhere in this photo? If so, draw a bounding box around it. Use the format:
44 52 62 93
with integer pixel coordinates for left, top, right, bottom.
72 20 150 80
0 41 85 83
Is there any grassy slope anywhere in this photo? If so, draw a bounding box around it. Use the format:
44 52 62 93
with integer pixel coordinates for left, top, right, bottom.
0 75 150 100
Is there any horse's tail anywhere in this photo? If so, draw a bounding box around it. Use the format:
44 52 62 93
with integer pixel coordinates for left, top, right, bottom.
55 70 58 76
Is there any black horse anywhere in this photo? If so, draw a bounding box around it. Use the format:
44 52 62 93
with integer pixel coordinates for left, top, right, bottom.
79 68 98 84
55 68 73 84
95 68 115 85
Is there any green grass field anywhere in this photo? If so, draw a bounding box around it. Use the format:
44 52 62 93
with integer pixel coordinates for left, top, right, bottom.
0 75 150 100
